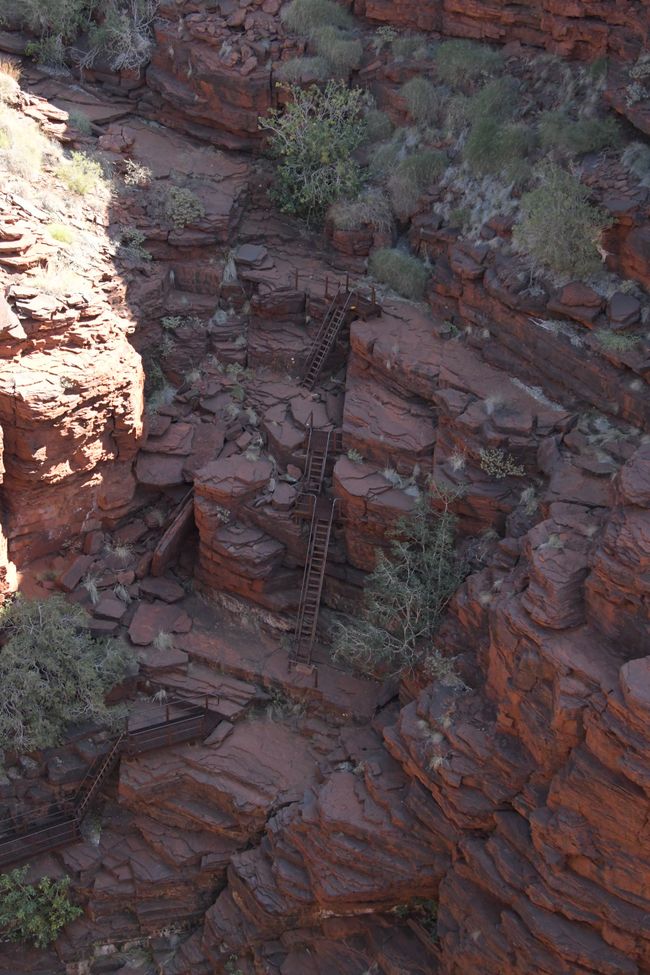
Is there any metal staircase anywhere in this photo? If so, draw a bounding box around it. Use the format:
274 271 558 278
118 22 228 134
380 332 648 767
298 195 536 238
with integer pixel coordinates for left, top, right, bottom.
292 496 337 667
0 695 221 869
301 287 357 390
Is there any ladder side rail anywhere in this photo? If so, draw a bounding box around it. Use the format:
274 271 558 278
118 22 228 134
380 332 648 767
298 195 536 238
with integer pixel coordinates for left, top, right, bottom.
293 505 323 651
301 503 337 656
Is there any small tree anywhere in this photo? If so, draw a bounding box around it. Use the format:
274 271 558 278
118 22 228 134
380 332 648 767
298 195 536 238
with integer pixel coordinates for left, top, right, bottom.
0 595 135 753
0 867 82 948
259 81 366 223
513 165 612 278
332 484 466 675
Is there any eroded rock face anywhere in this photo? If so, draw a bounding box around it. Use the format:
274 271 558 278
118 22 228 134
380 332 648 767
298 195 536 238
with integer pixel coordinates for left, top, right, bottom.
0 94 144 579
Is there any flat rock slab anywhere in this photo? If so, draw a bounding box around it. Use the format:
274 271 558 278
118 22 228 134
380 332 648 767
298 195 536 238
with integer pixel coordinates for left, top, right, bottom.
139 576 186 603
129 601 192 646
94 595 127 622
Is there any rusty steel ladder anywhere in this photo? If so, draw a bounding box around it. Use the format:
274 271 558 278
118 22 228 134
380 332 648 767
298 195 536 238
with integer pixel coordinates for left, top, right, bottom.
301 287 357 390
291 496 337 667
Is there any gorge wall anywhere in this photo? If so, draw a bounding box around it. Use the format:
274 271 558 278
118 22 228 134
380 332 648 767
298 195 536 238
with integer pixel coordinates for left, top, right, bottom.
0 3 649 975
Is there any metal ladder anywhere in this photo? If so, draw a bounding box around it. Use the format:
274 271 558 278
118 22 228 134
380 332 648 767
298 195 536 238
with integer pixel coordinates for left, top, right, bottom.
301 287 357 390
291 496 337 667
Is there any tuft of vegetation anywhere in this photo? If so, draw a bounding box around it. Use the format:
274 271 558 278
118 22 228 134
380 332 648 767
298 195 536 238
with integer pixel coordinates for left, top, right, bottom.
158 185 205 229
119 225 152 262
276 55 329 82
312 24 362 76
47 223 75 244
328 188 393 232
539 111 620 155
67 108 92 134
17 0 158 70
621 142 650 187
332 485 466 675
363 107 393 143
434 39 502 85
388 149 447 219
281 0 353 34
401 76 442 126
259 81 366 223
0 867 82 948
0 595 134 753
596 330 640 354
464 75 520 124
479 447 525 479
0 102 60 177
513 165 612 278
464 117 534 178
123 157 153 187
392 32 430 61
369 247 428 300
56 151 104 195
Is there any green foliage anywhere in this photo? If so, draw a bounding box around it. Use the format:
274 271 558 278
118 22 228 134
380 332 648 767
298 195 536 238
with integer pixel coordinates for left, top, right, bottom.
56 151 104 194
119 225 151 262
479 447 525 479
464 117 534 177
539 111 620 155
0 867 82 948
328 188 392 232
312 25 362 76
596 330 640 354
47 223 75 244
332 485 466 675
392 32 429 61
513 165 612 278
17 0 158 69
85 0 158 71
388 149 447 218
276 55 328 82
67 108 92 134
363 107 393 143
401 76 442 125
369 247 429 299
0 595 134 753
435 39 502 85
259 81 366 223
159 185 205 229
281 0 352 34
464 76 520 124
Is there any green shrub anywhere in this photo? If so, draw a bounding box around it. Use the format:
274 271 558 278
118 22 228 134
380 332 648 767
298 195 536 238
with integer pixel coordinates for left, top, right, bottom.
119 225 152 262
47 223 75 244
596 330 640 354
368 134 403 179
276 55 329 82
0 595 134 753
435 39 502 85
312 25 362 76
388 149 446 218
328 188 392 232
479 447 525 478
0 867 82 948
364 108 393 143
18 0 158 70
392 32 429 61
369 247 429 299
401 76 442 125
281 0 352 34
85 0 158 71
539 111 620 155
513 165 612 278
464 117 534 176
67 108 92 134
259 81 366 223
56 151 104 194
160 185 205 229
332 485 465 674
464 75 519 124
